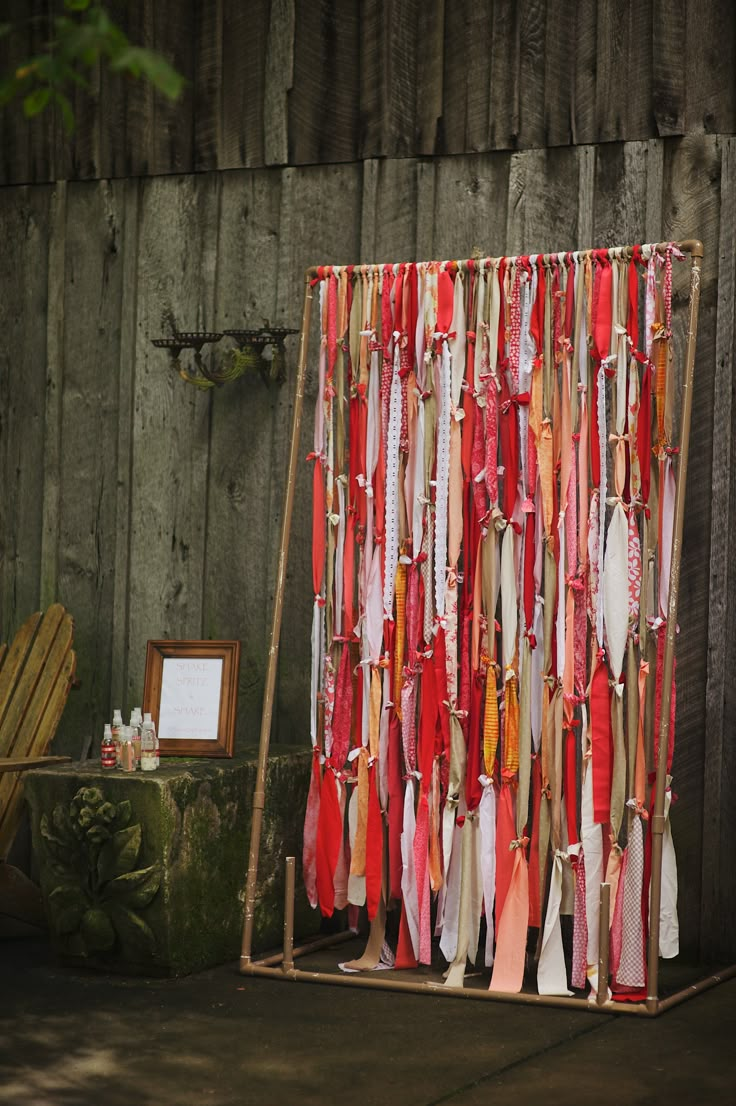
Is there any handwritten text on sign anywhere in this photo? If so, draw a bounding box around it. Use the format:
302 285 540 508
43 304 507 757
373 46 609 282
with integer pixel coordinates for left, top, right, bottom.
159 657 223 741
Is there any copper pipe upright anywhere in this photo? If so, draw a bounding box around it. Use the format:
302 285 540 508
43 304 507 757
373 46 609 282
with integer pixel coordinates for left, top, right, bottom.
283 856 296 972
597 882 611 1007
646 244 703 1010
240 276 314 967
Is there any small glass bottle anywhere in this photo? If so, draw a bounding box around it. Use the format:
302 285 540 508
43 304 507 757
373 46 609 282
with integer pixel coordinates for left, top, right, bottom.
101 724 116 769
130 707 142 768
112 709 123 767
141 713 157 772
120 727 136 772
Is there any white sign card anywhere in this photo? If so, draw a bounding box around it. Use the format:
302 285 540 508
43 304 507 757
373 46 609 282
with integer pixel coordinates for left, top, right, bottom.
158 656 224 741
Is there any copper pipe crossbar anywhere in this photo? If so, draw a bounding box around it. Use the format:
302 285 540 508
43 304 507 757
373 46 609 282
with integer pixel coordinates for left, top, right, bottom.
238 239 732 1015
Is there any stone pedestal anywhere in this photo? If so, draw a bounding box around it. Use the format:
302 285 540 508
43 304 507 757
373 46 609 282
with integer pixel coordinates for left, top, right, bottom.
24 747 317 976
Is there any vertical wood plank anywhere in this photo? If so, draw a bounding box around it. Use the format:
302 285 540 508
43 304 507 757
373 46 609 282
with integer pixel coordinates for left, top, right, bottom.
385 0 419 158
360 159 419 264
264 0 295 166
506 147 580 256
0 186 52 637
53 180 127 756
40 181 67 611
221 0 266 168
661 133 721 956
652 0 686 136
701 135 736 960
543 0 573 147
626 0 654 141
644 139 664 243
488 0 520 150
193 0 224 171
517 0 547 149
124 0 155 176
594 0 627 142
592 142 648 248
415 159 437 260
571 0 598 145
203 169 282 748
288 0 359 165
685 0 736 136
576 144 596 248
432 153 510 260
110 179 141 716
358 0 384 157
271 164 362 739
126 174 220 708
464 0 492 153
416 0 446 154
441 0 468 154
151 0 196 175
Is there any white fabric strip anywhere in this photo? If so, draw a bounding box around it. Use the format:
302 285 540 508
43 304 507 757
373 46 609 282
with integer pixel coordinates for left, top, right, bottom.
479 778 497 966
537 851 573 995
383 343 403 618
435 341 452 619
401 778 420 957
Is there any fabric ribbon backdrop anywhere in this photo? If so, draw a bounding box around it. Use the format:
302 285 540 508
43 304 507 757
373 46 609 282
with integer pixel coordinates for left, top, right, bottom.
302 243 683 1000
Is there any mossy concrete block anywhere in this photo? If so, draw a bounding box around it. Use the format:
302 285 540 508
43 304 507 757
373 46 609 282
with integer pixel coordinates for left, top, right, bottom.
24 746 318 976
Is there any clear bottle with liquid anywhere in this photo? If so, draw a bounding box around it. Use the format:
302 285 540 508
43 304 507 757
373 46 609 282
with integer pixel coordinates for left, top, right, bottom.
130 707 142 768
141 712 157 772
101 724 116 769
112 709 123 767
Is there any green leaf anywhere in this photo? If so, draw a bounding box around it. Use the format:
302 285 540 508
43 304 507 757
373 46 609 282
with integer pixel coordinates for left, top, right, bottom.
109 903 156 957
54 89 75 134
64 0 92 10
48 884 88 935
80 907 116 952
109 46 185 99
101 864 161 909
97 823 141 882
115 799 132 828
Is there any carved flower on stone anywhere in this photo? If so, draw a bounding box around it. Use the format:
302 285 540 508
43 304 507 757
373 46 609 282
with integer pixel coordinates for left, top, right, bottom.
40 785 161 960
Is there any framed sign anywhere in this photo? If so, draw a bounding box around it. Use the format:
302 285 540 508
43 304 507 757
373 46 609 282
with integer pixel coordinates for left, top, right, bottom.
142 640 241 758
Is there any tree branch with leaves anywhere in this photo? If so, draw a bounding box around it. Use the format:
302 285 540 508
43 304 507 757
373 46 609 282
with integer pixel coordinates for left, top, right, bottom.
0 0 184 133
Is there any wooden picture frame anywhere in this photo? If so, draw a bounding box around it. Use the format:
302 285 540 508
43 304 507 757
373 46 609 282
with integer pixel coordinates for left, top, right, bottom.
142 640 241 758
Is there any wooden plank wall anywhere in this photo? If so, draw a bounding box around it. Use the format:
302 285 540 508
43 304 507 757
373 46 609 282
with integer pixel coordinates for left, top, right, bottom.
1 0 735 184
0 135 733 960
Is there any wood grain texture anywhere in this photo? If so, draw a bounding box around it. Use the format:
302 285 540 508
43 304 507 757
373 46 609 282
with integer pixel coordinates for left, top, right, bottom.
123 0 155 177
543 0 572 147
110 179 141 718
126 174 219 710
264 0 295 166
221 0 267 168
360 158 419 263
151 0 196 175
518 0 546 149
488 0 519 150
416 0 446 154
193 0 224 171
652 0 686 136
661 133 721 956
505 147 580 256
594 0 627 142
685 0 736 136
0 186 52 637
53 181 127 755
592 142 648 248
204 169 282 747
626 0 654 140
385 0 419 158
272 165 361 739
571 0 598 146
440 0 468 154
40 182 67 612
701 135 736 960
432 153 511 260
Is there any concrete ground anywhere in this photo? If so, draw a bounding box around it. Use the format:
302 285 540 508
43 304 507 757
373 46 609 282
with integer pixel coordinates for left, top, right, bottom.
2 933 735 1106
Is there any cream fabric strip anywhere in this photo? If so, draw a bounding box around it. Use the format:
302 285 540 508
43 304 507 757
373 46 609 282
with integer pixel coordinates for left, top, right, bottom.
537 851 573 995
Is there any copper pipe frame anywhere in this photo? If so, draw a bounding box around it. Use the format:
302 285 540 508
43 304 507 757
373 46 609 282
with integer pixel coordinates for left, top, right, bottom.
240 276 314 967
240 244 730 1015
646 242 703 1014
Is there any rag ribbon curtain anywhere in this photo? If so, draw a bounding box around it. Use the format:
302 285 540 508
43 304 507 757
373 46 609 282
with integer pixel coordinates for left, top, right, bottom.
302 244 683 1000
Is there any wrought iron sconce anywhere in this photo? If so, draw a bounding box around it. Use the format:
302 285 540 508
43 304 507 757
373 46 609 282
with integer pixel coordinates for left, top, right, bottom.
151 325 298 390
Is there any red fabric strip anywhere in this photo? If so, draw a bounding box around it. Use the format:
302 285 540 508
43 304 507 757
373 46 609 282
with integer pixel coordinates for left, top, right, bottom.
312 461 325 595
465 673 484 813
315 768 342 917
495 783 516 924
590 659 613 824
387 711 403 901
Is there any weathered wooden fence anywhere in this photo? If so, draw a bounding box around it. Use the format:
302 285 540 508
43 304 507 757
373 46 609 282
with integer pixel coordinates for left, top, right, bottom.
0 1 734 961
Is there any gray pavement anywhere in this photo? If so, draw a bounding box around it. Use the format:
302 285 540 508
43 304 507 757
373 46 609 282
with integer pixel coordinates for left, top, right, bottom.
1 935 735 1106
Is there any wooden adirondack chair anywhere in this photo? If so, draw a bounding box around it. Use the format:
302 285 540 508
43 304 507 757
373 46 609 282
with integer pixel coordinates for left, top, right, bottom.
0 604 76 927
